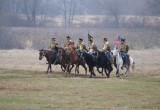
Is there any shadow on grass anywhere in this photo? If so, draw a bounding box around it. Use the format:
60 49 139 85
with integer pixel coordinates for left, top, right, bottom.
42 71 110 79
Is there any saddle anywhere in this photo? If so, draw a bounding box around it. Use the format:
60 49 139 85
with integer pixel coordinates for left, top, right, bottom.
104 51 114 64
91 51 98 62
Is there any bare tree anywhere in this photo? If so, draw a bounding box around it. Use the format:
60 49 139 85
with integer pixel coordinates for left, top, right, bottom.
23 0 41 27
59 0 77 28
38 0 49 27
98 0 121 28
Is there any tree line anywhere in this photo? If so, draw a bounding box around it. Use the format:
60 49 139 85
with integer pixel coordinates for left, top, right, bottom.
0 0 160 28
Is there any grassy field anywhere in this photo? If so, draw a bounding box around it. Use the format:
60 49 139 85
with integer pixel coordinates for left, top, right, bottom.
0 49 160 110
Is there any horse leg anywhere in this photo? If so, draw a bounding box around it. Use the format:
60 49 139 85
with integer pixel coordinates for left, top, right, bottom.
81 63 87 75
75 63 79 74
61 64 66 72
50 63 52 73
89 66 95 78
75 64 78 74
46 62 51 73
104 68 109 78
101 68 104 76
107 64 113 78
124 66 130 78
116 67 120 77
65 64 69 74
92 70 96 76
97 67 104 76
77 64 79 74
90 70 95 78
69 64 74 73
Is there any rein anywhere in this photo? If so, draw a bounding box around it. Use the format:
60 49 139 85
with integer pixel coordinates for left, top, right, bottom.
41 49 51 58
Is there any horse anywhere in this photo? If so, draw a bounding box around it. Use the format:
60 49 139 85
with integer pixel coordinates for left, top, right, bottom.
57 47 74 73
39 49 65 73
66 48 87 75
96 51 113 78
112 48 135 78
81 52 96 78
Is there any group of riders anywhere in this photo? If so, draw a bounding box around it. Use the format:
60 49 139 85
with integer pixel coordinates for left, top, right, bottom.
49 35 129 67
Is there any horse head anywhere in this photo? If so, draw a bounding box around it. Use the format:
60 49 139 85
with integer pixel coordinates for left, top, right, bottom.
39 49 45 60
57 48 65 63
112 47 120 57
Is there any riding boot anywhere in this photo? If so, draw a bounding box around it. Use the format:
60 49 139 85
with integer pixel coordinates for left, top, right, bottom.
121 58 126 70
123 59 127 67
54 58 58 65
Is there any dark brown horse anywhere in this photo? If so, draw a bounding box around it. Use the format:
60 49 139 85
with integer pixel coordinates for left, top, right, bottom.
39 49 65 73
57 47 74 73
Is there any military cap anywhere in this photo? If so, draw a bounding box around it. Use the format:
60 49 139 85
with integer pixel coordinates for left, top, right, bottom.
66 36 70 39
79 38 83 41
103 38 108 41
121 38 125 42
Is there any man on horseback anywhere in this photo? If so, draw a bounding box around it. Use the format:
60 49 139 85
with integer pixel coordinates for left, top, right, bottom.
77 38 88 57
64 36 72 50
49 38 59 64
119 38 129 66
102 38 111 60
88 38 98 55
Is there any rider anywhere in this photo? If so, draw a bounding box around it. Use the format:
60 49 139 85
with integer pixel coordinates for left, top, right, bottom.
77 38 88 57
102 38 111 60
49 38 59 64
88 37 98 57
64 36 72 50
119 38 129 66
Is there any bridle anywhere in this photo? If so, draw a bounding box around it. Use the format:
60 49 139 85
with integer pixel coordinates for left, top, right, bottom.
40 49 50 59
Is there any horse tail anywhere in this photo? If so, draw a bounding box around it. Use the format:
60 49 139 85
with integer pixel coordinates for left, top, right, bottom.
132 62 135 71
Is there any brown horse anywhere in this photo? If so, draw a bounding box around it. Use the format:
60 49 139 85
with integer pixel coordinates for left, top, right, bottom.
57 47 74 73
66 48 87 75
39 49 65 73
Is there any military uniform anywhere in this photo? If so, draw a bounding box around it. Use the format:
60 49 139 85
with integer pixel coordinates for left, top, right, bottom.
88 34 96 53
50 38 58 50
102 38 112 61
88 42 97 53
49 38 58 64
64 36 72 50
119 43 127 53
77 39 87 52
119 38 129 66
77 38 87 57
102 38 111 52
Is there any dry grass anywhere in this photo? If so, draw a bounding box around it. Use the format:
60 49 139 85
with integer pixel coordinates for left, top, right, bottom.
0 49 160 75
0 28 160 49
0 49 160 110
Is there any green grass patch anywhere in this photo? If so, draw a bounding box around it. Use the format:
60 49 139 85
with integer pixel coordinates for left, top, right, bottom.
0 69 160 110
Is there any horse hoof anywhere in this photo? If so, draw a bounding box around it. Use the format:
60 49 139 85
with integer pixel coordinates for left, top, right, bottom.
116 75 120 77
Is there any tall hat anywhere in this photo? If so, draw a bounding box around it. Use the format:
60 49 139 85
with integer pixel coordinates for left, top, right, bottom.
121 38 125 42
103 38 108 41
88 33 93 41
79 38 83 41
66 36 70 39
52 38 55 41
